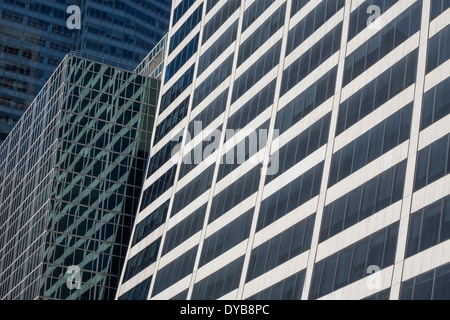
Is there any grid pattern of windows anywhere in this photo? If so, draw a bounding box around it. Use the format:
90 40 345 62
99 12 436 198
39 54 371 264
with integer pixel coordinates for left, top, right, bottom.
165 34 199 83
120 0 450 301
160 65 195 113
0 55 157 300
153 96 190 145
140 165 177 210
172 0 197 27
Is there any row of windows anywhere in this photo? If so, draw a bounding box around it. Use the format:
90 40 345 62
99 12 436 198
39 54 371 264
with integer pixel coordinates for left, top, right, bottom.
246 214 315 282
237 3 286 67
286 0 345 56
165 34 199 83
343 1 422 86
309 222 399 299
117 276 152 300
415 133 450 191
267 113 331 184
257 162 323 231
170 289 188 300
406 195 450 259
275 67 337 136
122 237 161 282
160 65 195 114
320 160 407 243
430 0 450 21
400 261 450 300
421 76 450 130
426 24 450 74
162 204 207 255
247 269 306 300
188 89 228 139
348 0 399 41
281 22 342 96
329 103 412 187
197 20 238 76
153 96 190 146
209 164 262 223
232 40 282 103
169 4 203 54
242 0 276 32
226 79 276 136
337 49 418 135
290 0 311 18
140 165 177 210
192 54 234 108
192 256 244 300
218 120 270 181
131 200 169 247
172 0 196 27
203 0 241 44
172 163 216 215
147 137 181 177
152 245 198 296
199 208 254 267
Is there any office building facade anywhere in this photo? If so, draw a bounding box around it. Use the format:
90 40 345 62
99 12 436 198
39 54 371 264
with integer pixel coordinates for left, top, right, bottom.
0 54 159 299
117 0 450 300
0 0 170 144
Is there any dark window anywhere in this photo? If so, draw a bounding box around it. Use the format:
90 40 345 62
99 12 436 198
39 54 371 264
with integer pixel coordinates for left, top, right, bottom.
131 200 169 246
122 238 161 282
242 0 276 31
430 0 450 21
426 24 450 74
203 0 241 44
169 4 203 54
420 76 450 130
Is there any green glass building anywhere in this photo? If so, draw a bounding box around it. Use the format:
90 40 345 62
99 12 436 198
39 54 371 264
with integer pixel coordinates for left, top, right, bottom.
0 54 159 299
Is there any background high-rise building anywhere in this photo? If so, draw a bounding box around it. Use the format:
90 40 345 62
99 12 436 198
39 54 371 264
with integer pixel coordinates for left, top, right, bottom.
116 0 450 300
0 0 171 144
0 54 160 300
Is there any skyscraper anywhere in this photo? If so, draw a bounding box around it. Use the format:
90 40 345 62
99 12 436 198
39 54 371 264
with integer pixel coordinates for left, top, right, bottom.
116 0 450 300
0 0 170 144
0 54 160 300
